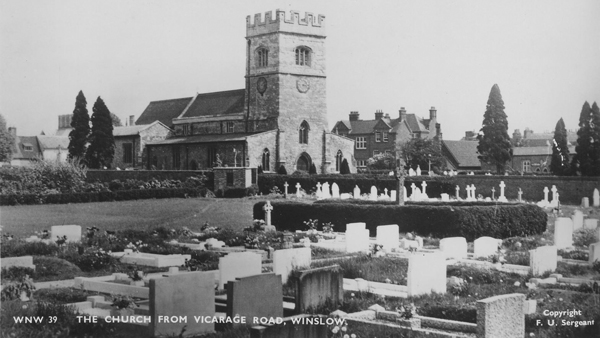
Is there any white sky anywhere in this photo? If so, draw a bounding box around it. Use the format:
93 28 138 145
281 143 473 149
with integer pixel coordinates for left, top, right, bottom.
1 0 599 140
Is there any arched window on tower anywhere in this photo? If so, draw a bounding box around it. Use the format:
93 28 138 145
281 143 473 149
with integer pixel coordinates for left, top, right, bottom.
262 148 270 172
257 48 269 67
299 121 309 144
335 150 343 172
295 46 311 66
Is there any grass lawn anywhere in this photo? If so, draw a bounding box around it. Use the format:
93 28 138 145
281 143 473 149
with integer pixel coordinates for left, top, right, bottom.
0 197 259 237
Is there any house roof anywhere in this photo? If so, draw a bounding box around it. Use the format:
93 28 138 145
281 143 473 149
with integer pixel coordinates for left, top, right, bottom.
513 146 576 156
113 121 171 137
406 115 428 133
136 97 193 127
147 133 250 145
180 89 245 119
55 128 72 136
12 136 41 160
442 140 481 168
37 135 69 150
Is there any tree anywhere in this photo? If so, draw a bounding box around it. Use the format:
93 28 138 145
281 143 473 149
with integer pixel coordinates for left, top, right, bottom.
550 118 570 176
571 102 594 176
476 84 513 174
309 163 317 174
68 91 90 162
110 113 122 127
277 164 287 175
590 102 600 176
366 152 396 171
0 114 14 162
399 138 444 173
85 97 115 169
340 158 351 174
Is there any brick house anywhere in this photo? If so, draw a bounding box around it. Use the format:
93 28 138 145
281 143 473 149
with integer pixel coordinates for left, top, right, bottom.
509 146 575 174
331 107 442 169
141 10 355 174
112 121 171 169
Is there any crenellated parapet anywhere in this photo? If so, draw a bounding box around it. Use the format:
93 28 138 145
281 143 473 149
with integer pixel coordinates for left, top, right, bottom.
246 9 326 37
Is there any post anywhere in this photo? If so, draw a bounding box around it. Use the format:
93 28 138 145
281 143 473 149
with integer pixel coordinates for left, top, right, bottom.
263 201 273 227
394 167 406 206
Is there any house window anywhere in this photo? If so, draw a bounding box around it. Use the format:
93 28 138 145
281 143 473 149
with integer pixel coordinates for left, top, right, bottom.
383 132 388 142
335 150 343 172
375 132 381 142
355 137 366 149
123 143 133 163
373 150 381 157
522 160 531 172
226 122 234 133
23 144 33 151
257 48 269 67
295 47 311 66
356 160 366 167
385 150 392 156
182 124 190 135
299 121 309 144
262 148 270 171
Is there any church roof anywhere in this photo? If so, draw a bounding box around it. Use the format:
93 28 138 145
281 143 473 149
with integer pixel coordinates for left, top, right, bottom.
180 89 245 119
442 140 481 168
136 97 193 127
146 133 250 145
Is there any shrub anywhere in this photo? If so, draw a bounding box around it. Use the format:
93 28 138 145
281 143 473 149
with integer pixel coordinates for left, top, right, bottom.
253 201 547 241
277 165 288 175
60 247 117 272
32 256 82 281
34 287 91 303
1 240 60 258
1 266 35 282
573 228 598 247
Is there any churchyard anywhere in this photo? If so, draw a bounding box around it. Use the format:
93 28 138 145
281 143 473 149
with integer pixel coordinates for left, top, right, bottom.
2 182 600 337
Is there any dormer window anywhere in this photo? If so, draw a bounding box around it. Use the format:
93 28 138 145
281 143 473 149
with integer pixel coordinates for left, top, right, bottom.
295 47 311 66
257 48 269 67
23 144 33 151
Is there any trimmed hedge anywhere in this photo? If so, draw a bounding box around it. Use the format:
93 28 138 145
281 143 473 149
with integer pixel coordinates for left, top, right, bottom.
314 199 522 207
257 173 454 197
253 201 547 241
0 188 207 206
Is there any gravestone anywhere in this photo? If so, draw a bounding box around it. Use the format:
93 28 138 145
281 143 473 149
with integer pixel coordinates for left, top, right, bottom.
322 182 331 199
51 225 82 243
149 271 215 337
376 224 399 252
273 247 311 284
369 186 377 201
283 182 289 195
538 187 550 208
588 242 600 264
439 237 468 259
295 182 301 197
584 219 598 229
474 237 501 258
582 197 589 208
529 245 557 276
471 184 477 200
440 193 449 201
554 217 573 249
455 185 460 199
218 252 262 289
291 265 343 313
550 185 558 208
227 273 282 326
353 185 361 199
518 188 523 202
476 294 525 338
498 181 507 202
416 165 421 176
407 252 446 296
409 168 416 176
345 222 369 253
390 190 396 201
331 183 340 198
572 210 584 230
421 181 428 199
340 193 351 200
263 201 273 227
2 256 35 270
315 182 322 199
594 188 600 207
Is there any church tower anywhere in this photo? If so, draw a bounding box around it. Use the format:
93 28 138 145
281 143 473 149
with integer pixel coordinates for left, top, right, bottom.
246 10 328 172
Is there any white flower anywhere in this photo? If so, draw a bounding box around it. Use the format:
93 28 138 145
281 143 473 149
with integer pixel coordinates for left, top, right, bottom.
332 326 339 334
343 335 349 338
342 326 347 332
351 334 357 338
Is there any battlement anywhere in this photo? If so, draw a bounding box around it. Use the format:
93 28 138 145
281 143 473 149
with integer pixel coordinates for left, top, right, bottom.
246 9 326 37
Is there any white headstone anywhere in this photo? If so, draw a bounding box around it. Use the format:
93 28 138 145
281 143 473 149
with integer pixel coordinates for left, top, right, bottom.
455 185 460 199
518 188 523 202
403 185 408 201
594 188 600 207
415 236 423 248
421 181 428 199
572 210 584 231
346 222 366 231
345 226 370 253
376 224 399 252
416 165 422 176
554 217 573 249
409 168 416 177
331 183 340 198
295 182 302 197
369 186 378 201
273 248 311 284
498 181 507 202
589 242 600 264
440 193 449 201
529 246 557 276
283 182 289 195
340 193 351 200
263 201 273 227
390 190 397 201
439 237 468 259
322 182 331 199
218 252 262 289
316 182 322 199
471 184 477 200
474 237 502 258
407 252 446 297
543 187 549 203
353 185 361 199
582 197 589 208
51 225 82 243
584 218 598 230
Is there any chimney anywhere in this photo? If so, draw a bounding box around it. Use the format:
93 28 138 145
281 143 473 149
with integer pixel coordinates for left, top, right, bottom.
129 115 135 126
58 114 72 129
349 111 360 121
374 110 384 120
429 106 437 120
465 131 475 140
399 107 407 122
436 123 442 139
384 113 390 119
8 127 16 136
524 128 533 139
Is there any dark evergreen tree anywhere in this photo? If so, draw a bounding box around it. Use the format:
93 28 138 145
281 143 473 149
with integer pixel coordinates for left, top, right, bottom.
340 158 351 174
476 84 513 174
550 118 570 176
309 163 317 174
571 102 593 176
68 91 90 162
277 164 288 175
0 114 14 162
590 102 600 176
85 97 115 169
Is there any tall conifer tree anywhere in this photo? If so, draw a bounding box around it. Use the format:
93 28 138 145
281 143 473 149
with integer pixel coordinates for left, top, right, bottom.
550 118 570 176
571 102 593 176
590 102 600 176
68 91 90 162
476 84 513 174
85 97 115 169
0 114 14 162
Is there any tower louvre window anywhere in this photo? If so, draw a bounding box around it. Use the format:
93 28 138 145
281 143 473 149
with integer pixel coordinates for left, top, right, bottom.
295 47 311 66
299 121 309 144
257 48 269 67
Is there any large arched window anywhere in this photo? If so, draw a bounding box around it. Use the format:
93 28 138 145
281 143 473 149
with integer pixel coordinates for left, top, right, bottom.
256 48 269 67
299 121 309 144
295 46 311 66
262 148 270 171
335 150 343 172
